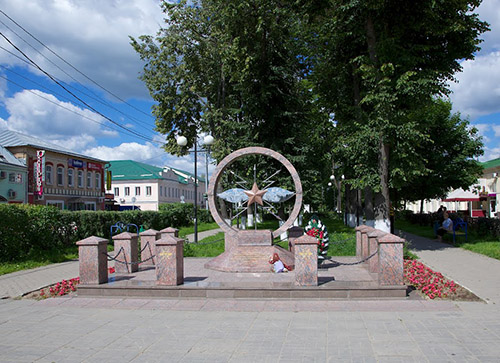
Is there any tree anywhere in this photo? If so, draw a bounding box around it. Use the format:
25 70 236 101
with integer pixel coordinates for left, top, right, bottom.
305 0 489 230
131 0 335 208
393 99 483 208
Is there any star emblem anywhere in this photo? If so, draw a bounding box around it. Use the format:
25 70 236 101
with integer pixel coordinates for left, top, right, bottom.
244 183 267 206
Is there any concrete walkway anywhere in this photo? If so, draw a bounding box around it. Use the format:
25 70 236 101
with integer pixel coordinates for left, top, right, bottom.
399 230 500 305
1 229 500 361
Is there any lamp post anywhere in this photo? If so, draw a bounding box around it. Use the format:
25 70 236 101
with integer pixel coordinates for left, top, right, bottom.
176 134 214 244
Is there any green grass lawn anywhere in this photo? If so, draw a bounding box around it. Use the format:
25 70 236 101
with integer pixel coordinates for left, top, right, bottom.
0 247 79 276
395 219 500 260
178 222 220 238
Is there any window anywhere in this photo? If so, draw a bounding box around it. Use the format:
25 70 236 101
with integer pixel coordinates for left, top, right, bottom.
96 173 101 189
114 187 119 196
87 172 92 188
125 187 130 196
47 201 64 210
146 186 152 196
45 165 52 185
168 187 171 197
8 173 15 182
159 186 162 197
78 170 83 188
135 186 140 196
68 169 74 187
57 167 64 186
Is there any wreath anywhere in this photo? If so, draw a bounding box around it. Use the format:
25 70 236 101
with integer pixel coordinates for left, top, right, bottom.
304 214 329 265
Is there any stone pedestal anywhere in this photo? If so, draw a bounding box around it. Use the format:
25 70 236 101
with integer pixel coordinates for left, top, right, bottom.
367 230 386 272
288 226 304 254
139 229 160 266
160 227 179 238
377 234 405 285
155 235 184 285
294 234 318 286
76 236 108 285
112 232 139 274
355 225 373 258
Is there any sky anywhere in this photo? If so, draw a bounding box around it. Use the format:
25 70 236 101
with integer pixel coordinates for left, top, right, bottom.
0 0 500 179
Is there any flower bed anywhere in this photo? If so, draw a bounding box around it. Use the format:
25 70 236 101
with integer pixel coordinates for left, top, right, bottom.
404 259 481 301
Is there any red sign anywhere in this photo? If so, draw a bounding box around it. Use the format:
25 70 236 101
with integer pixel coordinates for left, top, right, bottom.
36 150 45 196
87 162 103 171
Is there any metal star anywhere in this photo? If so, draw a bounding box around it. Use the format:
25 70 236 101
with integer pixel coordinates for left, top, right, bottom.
244 183 267 206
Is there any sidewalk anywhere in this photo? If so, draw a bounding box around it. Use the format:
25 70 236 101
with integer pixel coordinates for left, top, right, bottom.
398 229 500 305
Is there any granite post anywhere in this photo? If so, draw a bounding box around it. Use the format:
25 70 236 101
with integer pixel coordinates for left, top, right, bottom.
76 236 108 285
288 226 304 254
112 232 139 274
294 234 318 286
367 230 386 272
160 227 179 238
355 225 373 258
139 229 160 266
155 234 184 285
377 233 405 285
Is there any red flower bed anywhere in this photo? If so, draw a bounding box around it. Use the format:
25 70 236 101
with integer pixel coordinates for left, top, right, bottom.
404 259 458 299
39 277 80 298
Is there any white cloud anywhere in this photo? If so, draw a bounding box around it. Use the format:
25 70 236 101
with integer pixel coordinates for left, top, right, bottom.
476 0 500 54
0 0 164 100
0 89 118 151
84 142 160 162
450 52 500 119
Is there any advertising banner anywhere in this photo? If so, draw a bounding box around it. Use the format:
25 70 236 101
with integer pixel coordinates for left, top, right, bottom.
68 158 85 168
87 162 103 171
36 150 45 196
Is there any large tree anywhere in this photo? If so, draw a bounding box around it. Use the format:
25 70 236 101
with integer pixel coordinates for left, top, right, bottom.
305 0 488 230
131 0 334 207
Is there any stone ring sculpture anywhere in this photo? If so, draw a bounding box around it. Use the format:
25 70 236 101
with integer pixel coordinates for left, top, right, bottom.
207 146 303 239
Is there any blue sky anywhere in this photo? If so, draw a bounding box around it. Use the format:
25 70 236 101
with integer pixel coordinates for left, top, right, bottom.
0 0 500 177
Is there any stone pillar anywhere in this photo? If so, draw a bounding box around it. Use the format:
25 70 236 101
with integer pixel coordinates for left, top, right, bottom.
288 226 304 254
112 232 139 274
294 234 318 286
367 230 386 272
139 229 160 266
377 234 405 285
355 225 373 258
76 236 108 285
155 234 184 285
160 227 179 238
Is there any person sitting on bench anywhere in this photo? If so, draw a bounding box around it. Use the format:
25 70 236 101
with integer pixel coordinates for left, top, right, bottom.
436 212 453 242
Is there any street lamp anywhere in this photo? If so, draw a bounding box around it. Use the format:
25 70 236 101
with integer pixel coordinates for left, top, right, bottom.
176 133 214 244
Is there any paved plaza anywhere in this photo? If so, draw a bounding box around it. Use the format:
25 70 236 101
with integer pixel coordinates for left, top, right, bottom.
0 230 500 361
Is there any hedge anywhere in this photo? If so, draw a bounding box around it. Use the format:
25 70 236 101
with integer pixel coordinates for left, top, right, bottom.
0 203 213 262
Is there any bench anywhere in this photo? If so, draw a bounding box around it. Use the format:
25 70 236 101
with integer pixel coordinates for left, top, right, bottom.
434 218 468 243
451 218 468 243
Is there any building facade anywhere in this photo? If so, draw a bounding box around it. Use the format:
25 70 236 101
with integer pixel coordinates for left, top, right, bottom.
0 130 107 210
108 160 206 211
0 145 27 204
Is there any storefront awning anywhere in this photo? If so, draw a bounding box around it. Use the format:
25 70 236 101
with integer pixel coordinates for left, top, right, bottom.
442 188 480 202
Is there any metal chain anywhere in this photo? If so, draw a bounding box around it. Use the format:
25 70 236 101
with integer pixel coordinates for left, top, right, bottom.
324 247 378 266
103 245 156 266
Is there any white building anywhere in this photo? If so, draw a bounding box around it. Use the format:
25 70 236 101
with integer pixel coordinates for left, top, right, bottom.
108 160 207 211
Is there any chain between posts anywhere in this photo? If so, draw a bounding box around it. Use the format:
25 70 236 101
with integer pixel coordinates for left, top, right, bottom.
103 244 157 266
323 247 378 266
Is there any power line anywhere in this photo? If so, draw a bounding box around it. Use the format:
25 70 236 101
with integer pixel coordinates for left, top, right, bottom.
0 73 152 141
0 9 155 120
0 16 156 132
0 30 156 143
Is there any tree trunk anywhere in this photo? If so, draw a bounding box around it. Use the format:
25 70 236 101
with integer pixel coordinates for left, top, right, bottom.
364 186 375 227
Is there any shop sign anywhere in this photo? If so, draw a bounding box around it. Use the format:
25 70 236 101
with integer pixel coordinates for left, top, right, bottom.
87 162 103 171
68 158 85 168
36 150 45 196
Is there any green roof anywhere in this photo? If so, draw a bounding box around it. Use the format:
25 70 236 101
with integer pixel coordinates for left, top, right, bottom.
481 158 500 170
109 160 164 180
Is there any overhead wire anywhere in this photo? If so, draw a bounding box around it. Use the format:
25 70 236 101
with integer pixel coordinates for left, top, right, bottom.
0 14 156 132
0 9 154 120
0 30 157 143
